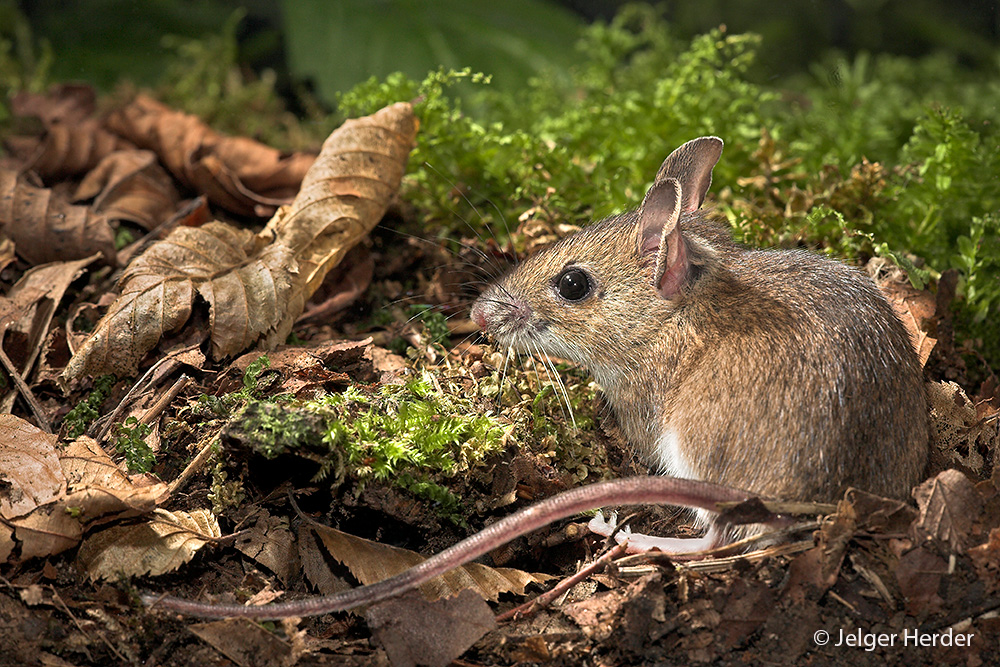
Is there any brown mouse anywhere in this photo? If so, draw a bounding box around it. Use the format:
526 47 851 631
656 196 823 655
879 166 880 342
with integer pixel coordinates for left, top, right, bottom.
145 137 929 619
471 136 928 538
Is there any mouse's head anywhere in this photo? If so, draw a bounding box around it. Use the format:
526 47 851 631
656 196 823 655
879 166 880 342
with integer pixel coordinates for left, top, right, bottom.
471 137 724 381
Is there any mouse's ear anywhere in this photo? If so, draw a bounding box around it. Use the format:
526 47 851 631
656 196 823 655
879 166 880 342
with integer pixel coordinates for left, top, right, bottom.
637 177 686 298
654 136 723 212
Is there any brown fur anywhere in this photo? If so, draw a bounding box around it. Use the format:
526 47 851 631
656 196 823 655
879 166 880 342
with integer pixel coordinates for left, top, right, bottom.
472 138 928 504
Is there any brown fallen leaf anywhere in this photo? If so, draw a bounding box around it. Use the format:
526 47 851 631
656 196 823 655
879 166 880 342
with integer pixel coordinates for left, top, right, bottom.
909 468 983 553
5 84 134 180
967 527 1000 594
77 508 221 580
188 619 298 667
2 436 168 563
10 84 97 126
306 520 549 605
258 100 418 348
6 120 136 182
366 589 496 667
0 236 15 273
893 543 946 615
62 102 417 381
61 221 296 379
869 256 937 366
234 509 300 586
106 94 315 217
0 414 65 518
74 150 181 230
0 254 99 413
0 170 116 266
927 380 999 475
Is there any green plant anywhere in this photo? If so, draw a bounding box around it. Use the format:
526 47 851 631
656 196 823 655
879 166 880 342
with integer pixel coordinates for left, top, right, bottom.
62 374 116 439
114 416 154 473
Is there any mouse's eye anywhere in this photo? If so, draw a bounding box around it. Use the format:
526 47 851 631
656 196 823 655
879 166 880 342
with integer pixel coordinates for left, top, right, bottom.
556 268 592 301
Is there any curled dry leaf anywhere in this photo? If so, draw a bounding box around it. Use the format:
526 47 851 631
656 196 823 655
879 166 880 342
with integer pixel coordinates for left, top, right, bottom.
259 100 418 348
106 94 315 217
7 85 134 180
0 414 65 519
306 521 549 605
61 222 297 379
0 170 116 266
77 508 221 580
7 121 136 182
62 102 417 381
74 150 181 230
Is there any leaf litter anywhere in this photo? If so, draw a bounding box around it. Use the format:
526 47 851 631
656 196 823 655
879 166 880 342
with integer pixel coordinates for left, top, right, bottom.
0 83 998 667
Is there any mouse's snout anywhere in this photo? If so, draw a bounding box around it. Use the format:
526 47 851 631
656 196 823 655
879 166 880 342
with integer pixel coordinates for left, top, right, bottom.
471 302 487 330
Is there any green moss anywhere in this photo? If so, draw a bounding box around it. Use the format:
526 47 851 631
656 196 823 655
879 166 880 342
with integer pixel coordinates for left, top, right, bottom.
62 374 116 439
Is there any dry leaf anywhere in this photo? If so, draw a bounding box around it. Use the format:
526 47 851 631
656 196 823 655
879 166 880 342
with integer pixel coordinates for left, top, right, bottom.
234 510 299 586
909 469 982 553
0 414 65 518
927 380 999 474
869 256 937 366
967 527 1000 594
11 84 97 126
62 102 417 381
3 436 168 563
77 508 220 579
894 545 946 614
188 620 295 667
0 255 98 412
61 222 296 379
307 521 548 604
366 589 496 667
74 150 181 230
260 101 418 348
0 170 116 266
6 85 133 180
106 94 315 217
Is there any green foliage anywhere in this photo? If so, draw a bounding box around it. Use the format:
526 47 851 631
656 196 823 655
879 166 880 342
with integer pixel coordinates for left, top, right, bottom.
336 5 999 359
282 0 582 104
62 374 116 439
193 355 280 419
114 416 154 473
157 9 310 148
407 305 451 347
0 2 52 102
314 373 507 523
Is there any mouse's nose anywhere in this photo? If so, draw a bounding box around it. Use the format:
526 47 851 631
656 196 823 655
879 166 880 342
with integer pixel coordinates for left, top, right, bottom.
470 303 486 329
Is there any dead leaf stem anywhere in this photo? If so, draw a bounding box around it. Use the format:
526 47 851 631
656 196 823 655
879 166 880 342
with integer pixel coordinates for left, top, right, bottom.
0 326 52 432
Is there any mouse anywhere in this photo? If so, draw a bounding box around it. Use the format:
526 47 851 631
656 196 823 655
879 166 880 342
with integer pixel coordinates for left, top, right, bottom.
144 136 929 619
471 135 929 549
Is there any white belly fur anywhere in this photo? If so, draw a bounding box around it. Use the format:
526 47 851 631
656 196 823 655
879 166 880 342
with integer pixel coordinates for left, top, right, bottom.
652 428 713 528
652 428 697 480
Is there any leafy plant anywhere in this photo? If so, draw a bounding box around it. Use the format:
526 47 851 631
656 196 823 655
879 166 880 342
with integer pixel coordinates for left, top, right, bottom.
62 374 116 439
114 416 154 473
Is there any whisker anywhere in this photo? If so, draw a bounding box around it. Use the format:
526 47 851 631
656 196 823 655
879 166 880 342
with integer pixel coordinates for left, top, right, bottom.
541 348 576 429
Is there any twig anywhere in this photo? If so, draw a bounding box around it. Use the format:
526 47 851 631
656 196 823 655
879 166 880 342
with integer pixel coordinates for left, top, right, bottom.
95 346 195 441
0 327 52 432
496 542 629 623
168 429 222 496
140 375 190 426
